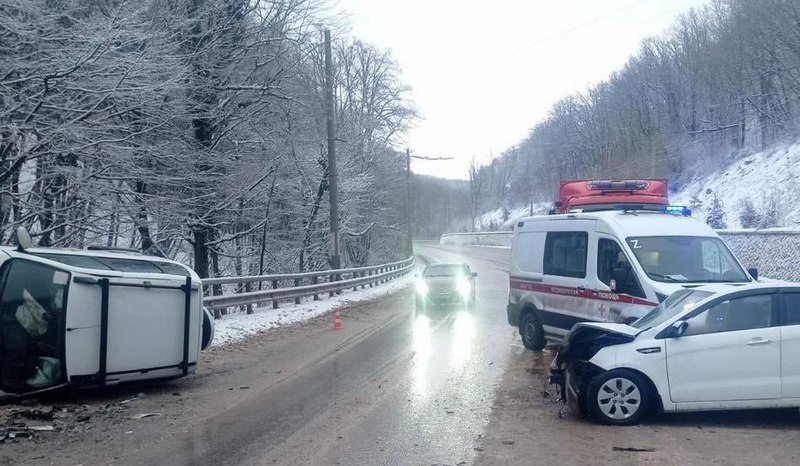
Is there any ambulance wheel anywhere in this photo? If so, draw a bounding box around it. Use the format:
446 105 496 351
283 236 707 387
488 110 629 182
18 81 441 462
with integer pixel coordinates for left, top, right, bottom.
519 311 545 351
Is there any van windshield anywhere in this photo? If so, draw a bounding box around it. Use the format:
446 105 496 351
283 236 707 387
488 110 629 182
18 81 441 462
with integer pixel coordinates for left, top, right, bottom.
626 236 749 283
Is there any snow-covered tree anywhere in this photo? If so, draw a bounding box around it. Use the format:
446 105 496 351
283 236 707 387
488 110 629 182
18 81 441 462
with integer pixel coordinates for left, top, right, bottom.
738 199 761 229
706 196 727 229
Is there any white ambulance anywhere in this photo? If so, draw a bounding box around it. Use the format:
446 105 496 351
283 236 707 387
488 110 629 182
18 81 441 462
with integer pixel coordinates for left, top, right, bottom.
0 228 213 398
507 181 756 350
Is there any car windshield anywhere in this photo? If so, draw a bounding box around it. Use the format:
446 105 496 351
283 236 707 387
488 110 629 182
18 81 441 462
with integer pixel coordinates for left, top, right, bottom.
626 236 749 283
423 265 465 277
632 289 713 330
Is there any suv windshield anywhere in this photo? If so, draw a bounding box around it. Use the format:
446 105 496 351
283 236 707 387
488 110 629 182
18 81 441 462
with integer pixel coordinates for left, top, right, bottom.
632 289 712 330
423 264 466 277
626 236 749 283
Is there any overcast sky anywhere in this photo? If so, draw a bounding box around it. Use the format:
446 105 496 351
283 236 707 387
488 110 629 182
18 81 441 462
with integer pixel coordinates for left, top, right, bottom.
335 0 710 179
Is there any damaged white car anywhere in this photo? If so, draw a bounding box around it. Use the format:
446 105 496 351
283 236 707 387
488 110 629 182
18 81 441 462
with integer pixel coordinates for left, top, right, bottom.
550 282 800 425
0 228 214 400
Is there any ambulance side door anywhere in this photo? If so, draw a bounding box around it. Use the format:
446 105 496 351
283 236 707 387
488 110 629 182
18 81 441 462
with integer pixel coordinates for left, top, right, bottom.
540 220 595 334
591 234 651 322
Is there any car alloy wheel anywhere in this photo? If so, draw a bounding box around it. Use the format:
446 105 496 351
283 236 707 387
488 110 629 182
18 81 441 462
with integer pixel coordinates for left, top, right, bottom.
586 369 651 425
596 377 641 420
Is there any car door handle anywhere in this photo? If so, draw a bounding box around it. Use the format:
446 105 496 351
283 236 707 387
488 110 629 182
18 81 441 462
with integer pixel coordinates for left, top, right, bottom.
745 338 773 346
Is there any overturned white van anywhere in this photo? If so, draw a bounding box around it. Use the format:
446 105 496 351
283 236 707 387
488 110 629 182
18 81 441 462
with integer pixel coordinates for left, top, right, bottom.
0 230 213 398
507 208 755 350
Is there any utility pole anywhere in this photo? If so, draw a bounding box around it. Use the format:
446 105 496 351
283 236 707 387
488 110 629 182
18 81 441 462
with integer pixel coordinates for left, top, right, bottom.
324 29 340 269
405 148 412 256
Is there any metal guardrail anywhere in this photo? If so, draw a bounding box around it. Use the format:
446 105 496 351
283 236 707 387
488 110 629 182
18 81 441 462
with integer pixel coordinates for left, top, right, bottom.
202 257 415 311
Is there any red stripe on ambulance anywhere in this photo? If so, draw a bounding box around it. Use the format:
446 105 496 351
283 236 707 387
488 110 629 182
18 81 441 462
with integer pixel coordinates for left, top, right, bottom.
509 279 657 307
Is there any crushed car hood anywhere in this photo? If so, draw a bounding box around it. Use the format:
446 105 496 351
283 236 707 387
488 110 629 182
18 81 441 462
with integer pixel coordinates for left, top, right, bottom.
556 322 641 364
568 322 642 339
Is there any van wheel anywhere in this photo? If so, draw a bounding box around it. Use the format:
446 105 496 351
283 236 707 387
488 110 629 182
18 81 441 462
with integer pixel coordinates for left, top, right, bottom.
201 308 215 351
519 311 545 351
583 369 651 425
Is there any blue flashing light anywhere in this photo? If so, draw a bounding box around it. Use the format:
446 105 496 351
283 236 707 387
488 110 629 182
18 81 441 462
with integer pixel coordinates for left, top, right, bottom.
664 205 691 217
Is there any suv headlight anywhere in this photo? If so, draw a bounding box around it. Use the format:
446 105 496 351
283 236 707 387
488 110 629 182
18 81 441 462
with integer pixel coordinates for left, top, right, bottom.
456 277 471 296
416 281 429 295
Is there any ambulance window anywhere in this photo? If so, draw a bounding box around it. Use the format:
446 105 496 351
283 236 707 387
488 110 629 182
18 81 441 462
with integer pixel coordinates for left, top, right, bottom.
513 232 544 273
544 232 587 278
597 239 645 298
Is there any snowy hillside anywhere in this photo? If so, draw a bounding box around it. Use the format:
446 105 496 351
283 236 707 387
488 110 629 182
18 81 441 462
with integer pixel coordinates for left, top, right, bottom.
472 142 800 231
474 203 550 230
672 143 800 228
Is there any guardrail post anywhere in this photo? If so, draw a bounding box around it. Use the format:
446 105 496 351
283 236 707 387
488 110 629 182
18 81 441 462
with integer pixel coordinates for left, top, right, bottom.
245 280 253 315
313 276 319 300
272 279 279 309
329 273 335 297
361 271 366 289
294 278 301 304
353 273 358 292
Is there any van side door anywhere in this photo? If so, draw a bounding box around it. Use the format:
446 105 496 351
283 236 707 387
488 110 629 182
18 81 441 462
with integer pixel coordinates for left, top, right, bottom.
541 228 591 334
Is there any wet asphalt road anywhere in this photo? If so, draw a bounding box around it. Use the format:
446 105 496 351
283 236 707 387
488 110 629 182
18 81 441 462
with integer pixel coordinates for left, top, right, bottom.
137 242 519 465
307 243 517 465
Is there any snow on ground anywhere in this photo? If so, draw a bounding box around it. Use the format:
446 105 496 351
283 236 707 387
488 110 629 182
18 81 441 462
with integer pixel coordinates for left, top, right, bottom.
671 142 800 228
211 272 415 347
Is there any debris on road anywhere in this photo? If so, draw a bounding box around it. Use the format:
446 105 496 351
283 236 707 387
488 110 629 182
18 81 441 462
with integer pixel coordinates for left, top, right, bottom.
612 446 656 453
28 425 56 432
131 413 161 420
17 406 54 420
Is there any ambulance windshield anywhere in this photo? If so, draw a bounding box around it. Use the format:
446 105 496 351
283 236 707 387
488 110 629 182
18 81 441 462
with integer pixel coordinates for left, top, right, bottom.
626 236 749 283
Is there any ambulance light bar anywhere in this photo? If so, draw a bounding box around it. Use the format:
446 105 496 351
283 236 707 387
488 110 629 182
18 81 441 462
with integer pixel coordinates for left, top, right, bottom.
587 180 649 191
664 205 691 216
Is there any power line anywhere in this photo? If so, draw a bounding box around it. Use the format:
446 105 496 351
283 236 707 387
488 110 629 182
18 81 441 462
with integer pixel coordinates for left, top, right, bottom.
410 155 455 161
517 0 654 51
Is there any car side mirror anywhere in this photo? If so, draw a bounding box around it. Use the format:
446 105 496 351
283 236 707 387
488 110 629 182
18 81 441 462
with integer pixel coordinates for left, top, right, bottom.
667 320 688 338
471 272 478 278
609 279 617 292
748 267 759 280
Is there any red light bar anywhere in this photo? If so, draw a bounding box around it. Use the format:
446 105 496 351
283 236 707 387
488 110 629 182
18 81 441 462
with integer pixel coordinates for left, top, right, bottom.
587 180 649 191
555 179 668 214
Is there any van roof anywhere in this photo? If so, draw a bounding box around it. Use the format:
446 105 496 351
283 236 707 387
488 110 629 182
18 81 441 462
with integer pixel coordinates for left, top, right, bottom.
515 210 718 238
